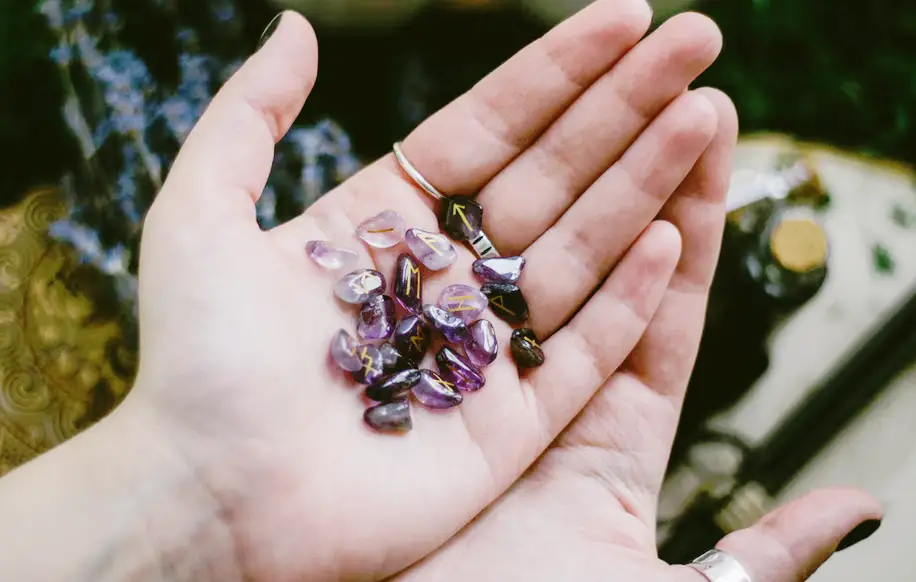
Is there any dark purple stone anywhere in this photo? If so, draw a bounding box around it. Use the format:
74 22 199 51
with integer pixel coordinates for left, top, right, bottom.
439 195 484 242
510 328 545 369
364 398 412 433
366 369 422 402
352 344 385 385
481 283 529 324
412 369 463 409
393 315 432 364
436 346 486 392
423 304 468 344
379 342 416 373
357 295 395 340
394 253 423 315
465 319 498 367
472 256 526 284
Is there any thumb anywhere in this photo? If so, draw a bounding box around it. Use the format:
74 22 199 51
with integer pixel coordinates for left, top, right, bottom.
671 487 883 582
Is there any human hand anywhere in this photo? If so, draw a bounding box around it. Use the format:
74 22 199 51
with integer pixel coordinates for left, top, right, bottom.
126 2 730 580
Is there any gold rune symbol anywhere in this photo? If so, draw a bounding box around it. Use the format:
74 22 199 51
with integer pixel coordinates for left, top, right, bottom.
359 347 377 373
489 295 516 316
367 228 395 233
447 295 477 312
432 375 456 390
416 231 444 256
526 336 541 350
452 203 473 232
354 271 376 295
405 262 422 298
410 326 426 351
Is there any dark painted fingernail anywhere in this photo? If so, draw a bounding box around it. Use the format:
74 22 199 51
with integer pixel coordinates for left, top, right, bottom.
836 519 881 551
256 12 284 52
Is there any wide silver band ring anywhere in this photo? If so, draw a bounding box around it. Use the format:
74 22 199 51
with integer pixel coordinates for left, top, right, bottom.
687 550 752 582
392 142 501 259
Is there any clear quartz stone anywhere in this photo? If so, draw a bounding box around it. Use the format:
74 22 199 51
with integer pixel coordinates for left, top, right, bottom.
334 269 386 304
329 329 362 372
356 210 407 249
405 228 457 271
306 241 359 271
438 285 488 324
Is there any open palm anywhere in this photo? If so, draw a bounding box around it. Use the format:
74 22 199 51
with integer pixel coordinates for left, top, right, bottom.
129 3 766 581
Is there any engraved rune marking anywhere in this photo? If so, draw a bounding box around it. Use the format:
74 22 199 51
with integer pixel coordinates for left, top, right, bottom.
447 295 477 312
452 204 473 232
367 228 395 233
410 326 425 351
416 232 444 256
406 262 422 298
354 272 376 295
526 336 541 349
359 347 377 373
489 295 516 316
432 375 456 390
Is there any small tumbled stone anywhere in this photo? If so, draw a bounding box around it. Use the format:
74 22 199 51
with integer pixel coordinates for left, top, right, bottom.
465 319 498 367
352 344 385 385
366 369 422 402
394 253 423 315
510 328 545 369
306 241 359 271
329 329 362 372
439 195 484 242
436 346 486 392
393 315 432 363
379 342 415 373
405 228 457 271
438 285 488 324
481 283 529 324
358 295 396 340
423 305 468 344
472 256 526 284
412 369 463 409
334 269 386 304
364 398 412 433
356 210 407 249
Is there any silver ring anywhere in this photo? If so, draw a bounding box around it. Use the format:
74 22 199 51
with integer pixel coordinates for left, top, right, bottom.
687 550 752 582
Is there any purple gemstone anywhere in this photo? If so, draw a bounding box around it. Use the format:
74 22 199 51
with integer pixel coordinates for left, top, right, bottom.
352 344 385 385
329 329 362 372
472 256 526 284
412 369 463 409
394 253 423 315
405 228 457 271
366 369 422 402
465 319 498 367
356 210 406 249
335 270 386 304
379 342 415 373
358 295 396 340
436 346 486 392
364 398 412 433
438 284 488 324
306 241 359 271
423 304 468 344
393 315 432 364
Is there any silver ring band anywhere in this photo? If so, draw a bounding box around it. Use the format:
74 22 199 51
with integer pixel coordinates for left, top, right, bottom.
687 550 752 582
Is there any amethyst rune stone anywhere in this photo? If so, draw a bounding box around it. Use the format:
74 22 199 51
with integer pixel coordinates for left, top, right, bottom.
305 241 359 272
439 195 483 242
436 346 486 392
405 228 457 271
379 342 415 373
329 329 362 372
394 253 423 315
473 256 526 284
423 305 468 344
364 398 412 433
438 285 488 324
335 270 386 304
356 210 406 249
465 319 498 367
352 344 385 385
412 369 463 409
393 315 432 363
481 283 529 324
366 369 422 402
358 295 396 340
510 328 545 369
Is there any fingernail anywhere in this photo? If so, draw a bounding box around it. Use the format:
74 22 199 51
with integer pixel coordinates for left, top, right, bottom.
256 12 285 52
836 519 881 552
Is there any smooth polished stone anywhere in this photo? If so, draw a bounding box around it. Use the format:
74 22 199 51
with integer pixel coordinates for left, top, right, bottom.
364 398 412 433
393 315 432 364
379 342 415 374
439 195 483 242
357 295 396 340
472 256 526 284
510 328 545 369
366 369 422 402
405 228 457 271
465 319 498 367
305 241 359 272
412 369 463 409
394 253 423 315
334 269 386 304
329 329 362 372
481 283 529 324
438 285 488 324
423 305 468 344
436 346 486 392
356 210 407 249
352 344 385 385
